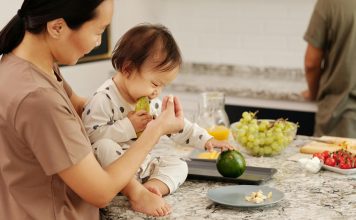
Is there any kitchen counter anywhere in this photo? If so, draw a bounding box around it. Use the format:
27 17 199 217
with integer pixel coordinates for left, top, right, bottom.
163 63 317 113
102 137 356 220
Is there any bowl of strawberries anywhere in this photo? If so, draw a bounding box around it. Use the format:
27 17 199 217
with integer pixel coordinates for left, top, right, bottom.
313 149 356 175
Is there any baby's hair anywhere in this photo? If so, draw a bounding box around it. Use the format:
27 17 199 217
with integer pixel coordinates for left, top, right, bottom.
111 23 182 74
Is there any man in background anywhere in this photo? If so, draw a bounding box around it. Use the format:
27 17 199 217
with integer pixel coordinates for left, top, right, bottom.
303 0 356 138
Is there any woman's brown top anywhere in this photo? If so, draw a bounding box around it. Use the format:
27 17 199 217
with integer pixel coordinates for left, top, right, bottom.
0 54 98 220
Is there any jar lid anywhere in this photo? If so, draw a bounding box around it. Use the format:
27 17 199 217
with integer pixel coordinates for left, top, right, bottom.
200 91 225 109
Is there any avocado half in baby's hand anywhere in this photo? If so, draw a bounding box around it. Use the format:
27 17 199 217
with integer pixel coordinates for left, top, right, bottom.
135 96 150 113
216 150 246 178
135 97 150 137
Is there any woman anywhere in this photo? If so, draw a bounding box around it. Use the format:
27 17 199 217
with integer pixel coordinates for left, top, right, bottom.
0 0 184 219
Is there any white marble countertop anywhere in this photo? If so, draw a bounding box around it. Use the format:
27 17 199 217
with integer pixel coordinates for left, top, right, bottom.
102 137 356 220
164 63 318 112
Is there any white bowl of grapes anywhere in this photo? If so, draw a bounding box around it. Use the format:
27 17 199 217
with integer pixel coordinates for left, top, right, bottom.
231 111 298 157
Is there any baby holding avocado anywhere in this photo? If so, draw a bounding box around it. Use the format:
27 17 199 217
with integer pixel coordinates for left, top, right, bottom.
81 24 234 215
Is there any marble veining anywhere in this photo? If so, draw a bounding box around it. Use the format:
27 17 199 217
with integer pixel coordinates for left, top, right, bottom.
102 137 356 220
164 63 309 102
108 62 311 103
180 63 305 81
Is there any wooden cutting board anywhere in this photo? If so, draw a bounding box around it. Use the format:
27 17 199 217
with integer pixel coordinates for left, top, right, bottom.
300 136 356 155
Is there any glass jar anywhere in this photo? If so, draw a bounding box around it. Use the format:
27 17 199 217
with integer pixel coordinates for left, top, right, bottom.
195 92 230 140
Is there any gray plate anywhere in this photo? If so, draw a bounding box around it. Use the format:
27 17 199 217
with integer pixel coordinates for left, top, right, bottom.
207 185 284 207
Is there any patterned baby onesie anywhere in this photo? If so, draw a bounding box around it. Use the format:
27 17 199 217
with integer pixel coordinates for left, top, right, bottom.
82 79 212 193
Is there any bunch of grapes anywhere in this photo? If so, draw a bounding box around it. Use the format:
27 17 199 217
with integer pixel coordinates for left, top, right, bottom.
232 111 297 156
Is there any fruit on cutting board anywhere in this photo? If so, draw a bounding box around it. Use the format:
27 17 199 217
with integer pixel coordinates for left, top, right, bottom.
216 150 246 178
300 136 356 155
197 151 220 159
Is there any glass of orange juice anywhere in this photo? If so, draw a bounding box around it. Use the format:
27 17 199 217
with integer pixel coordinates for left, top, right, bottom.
207 125 230 141
195 92 230 140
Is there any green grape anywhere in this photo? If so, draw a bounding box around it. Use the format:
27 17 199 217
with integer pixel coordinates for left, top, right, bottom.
238 128 246 136
258 123 267 132
265 137 273 145
246 141 254 149
264 146 272 155
273 127 282 133
242 125 249 131
252 146 260 155
276 137 284 145
242 112 252 121
247 134 255 142
257 135 265 145
240 136 248 144
258 148 264 156
260 120 270 127
253 139 260 146
236 122 243 129
271 142 279 151
248 126 257 133
251 119 258 126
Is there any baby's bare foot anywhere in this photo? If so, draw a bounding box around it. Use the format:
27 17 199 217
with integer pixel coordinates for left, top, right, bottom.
143 178 170 196
129 189 171 217
144 184 162 197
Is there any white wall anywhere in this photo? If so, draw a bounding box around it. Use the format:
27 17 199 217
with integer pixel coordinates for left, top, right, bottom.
135 0 317 68
1 0 317 96
0 1 22 28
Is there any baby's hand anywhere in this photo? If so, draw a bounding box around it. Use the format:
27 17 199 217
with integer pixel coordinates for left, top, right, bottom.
204 138 235 152
128 110 153 133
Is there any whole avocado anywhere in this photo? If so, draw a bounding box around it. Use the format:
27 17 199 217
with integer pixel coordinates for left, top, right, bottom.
216 150 246 178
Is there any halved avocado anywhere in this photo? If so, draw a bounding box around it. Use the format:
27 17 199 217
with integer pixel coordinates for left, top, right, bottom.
135 97 150 137
216 150 246 178
135 96 150 113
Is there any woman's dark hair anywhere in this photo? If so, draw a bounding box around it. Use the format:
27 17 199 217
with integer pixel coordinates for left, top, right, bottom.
112 23 182 74
0 0 104 55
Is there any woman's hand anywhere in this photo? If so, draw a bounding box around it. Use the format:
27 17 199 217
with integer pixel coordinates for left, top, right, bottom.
148 95 184 136
204 138 236 152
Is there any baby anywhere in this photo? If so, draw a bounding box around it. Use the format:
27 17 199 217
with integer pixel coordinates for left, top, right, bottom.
82 23 234 216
